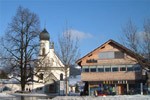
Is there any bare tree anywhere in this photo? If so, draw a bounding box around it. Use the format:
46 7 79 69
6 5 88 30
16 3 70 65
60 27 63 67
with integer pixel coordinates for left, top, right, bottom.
57 27 80 95
143 19 150 62
121 19 150 70
121 20 139 53
0 6 40 91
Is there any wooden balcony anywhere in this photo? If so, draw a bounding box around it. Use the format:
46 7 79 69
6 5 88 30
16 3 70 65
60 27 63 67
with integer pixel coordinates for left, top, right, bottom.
81 71 142 81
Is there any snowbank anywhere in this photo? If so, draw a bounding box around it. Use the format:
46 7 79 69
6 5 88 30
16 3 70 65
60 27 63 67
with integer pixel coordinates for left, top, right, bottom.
11 93 48 97
52 95 150 100
0 93 15 97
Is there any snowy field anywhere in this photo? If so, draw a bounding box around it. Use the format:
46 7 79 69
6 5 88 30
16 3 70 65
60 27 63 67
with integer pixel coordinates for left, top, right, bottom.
0 93 150 100
52 95 150 100
0 93 51 100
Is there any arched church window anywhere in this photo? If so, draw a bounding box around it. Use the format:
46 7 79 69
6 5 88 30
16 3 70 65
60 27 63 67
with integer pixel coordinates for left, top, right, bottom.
39 73 43 80
42 48 45 55
60 73 63 80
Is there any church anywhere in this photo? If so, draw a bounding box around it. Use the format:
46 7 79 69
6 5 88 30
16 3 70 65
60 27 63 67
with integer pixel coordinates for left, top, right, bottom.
33 28 69 95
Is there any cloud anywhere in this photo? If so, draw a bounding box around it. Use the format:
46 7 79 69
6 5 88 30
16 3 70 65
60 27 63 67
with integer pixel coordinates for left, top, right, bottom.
66 29 93 40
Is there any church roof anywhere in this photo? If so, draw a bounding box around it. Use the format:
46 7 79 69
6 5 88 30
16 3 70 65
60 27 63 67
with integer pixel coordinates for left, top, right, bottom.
40 28 50 40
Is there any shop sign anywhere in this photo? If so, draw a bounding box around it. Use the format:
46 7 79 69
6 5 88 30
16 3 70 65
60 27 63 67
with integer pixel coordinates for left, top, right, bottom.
102 80 128 84
103 81 113 84
118 80 128 84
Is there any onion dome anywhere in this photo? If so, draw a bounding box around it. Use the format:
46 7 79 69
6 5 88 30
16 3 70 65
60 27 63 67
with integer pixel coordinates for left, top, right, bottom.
40 28 50 40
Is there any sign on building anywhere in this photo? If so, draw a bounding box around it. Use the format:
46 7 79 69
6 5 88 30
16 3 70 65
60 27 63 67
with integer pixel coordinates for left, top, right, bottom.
60 81 65 95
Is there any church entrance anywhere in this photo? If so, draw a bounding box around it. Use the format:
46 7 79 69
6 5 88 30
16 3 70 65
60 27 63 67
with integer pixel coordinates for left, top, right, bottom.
44 79 57 93
48 83 56 93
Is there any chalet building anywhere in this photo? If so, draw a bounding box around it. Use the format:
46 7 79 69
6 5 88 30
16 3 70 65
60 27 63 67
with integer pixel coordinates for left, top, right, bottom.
33 28 69 95
76 39 146 96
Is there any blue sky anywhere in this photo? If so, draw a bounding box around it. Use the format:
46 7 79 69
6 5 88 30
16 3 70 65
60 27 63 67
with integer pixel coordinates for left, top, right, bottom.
0 0 150 57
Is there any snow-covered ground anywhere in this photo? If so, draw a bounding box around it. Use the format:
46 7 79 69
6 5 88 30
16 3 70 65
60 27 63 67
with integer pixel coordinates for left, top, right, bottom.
0 92 51 98
0 93 150 100
11 93 48 97
52 95 150 100
0 93 15 97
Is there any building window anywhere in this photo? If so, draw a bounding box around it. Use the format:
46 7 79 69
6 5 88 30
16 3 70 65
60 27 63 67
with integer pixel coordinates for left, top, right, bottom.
39 73 43 80
112 67 118 72
99 51 124 59
98 68 104 72
42 48 45 55
115 51 124 58
90 68 97 72
97 66 104 72
127 67 133 71
60 73 63 80
84 68 89 72
120 66 126 71
133 64 141 72
105 68 111 72
99 51 114 59
82 68 89 72
127 65 133 71
89 66 97 72
104 66 111 72
82 66 89 72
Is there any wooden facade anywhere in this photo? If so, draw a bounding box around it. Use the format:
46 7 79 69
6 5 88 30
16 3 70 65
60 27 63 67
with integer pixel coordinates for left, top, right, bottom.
77 39 144 95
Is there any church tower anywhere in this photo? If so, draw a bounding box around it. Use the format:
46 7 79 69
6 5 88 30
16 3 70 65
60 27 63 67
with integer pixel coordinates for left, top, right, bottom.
33 28 69 95
39 28 50 56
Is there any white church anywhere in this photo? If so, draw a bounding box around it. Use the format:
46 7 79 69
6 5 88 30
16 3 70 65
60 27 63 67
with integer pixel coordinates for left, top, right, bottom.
0 29 70 95
33 28 69 94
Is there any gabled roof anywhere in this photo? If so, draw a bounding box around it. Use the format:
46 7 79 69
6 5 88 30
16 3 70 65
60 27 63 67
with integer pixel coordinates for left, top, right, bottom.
76 39 143 65
44 73 58 83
